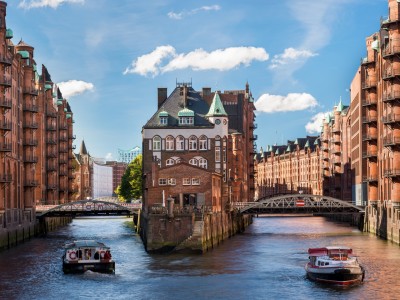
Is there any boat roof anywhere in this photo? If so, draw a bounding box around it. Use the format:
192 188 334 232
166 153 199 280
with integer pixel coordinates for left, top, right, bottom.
308 246 353 255
64 240 110 249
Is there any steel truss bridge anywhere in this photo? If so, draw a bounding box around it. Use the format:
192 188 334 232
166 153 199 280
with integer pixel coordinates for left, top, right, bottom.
36 199 141 218
234 194 364 214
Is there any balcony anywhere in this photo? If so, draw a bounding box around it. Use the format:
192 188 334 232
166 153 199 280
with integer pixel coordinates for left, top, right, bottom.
0 120 11 131
0 76 12 87
362 80 377 89
47 184 58 190
333 157 341 165
332 127 340 133
383 135 400 147
382 68 400 80
250 135 258 141
362 150 378 158
59 157 67 164
46 111 57 118
46 163 57 171
361 57 375 65
59 136 68 142
382 42 400 58
47 152 57 158
0 142 11 152
46 124 57 131
23 121 38 129
250 123 257 129
382 114 400 124
331 136 341 143
24 155 38 163
383 91 400 103
69 135 76 140
0 55 12 65
362 133 378 141
23 104 39 112
362 97 378 106
362 175 378 182
46 138 57 145
23 138 38 146
24 180 38 187
59 170 68 176
332 148 341 154
59 124 68 130
362 116 378 123
69 145 76 150
0 174 12 183
59 146 68 153
23 88 38 95
0 97 11 109
384 169 400 178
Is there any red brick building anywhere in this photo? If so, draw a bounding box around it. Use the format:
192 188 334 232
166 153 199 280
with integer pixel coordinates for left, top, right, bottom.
142 82 256 212
0 0 76 247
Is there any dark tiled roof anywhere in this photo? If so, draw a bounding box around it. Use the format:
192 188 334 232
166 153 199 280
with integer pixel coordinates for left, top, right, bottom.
41 64 52 83
143 86 213 129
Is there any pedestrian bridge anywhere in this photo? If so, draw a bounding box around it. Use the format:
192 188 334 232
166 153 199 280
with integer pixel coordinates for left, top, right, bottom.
36 199 141 218
234 194 364 214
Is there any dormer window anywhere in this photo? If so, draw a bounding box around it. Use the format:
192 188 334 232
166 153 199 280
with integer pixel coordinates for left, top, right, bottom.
158 111 168 125
178 108 194 126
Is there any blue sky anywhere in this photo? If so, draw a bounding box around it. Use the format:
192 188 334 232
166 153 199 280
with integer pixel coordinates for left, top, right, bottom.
7 0 387 160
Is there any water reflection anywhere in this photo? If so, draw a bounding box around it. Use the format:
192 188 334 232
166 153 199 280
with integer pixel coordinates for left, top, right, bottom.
0 216 400 299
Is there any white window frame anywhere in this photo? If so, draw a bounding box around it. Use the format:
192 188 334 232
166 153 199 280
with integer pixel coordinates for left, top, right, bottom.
199 136 207 150
166 158 175 166
160 117 168 125
215 147 221 162
166 136 174 151
183 178 191 185
189 136 197 150
159 178 167 185
198 158 207 169
189 158 198 166
176 136 184 150
168 178 176 185
192 178 200 185
153 136 161 151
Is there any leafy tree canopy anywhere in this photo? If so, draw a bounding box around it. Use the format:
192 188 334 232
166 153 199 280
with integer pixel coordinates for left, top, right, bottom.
115 154 142 201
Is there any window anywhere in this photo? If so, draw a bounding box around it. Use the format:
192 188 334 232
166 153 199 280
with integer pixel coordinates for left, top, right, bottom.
192 178 200 185
215 147 221 162
176 136 184 150
189 136 197 150
179 117 194 125
166 136 174 150
189 158 198 166
160 117 167 125
166 158 175 166
159 178 167 185
183 178 191 185
153 136 161 150
198 158 207 169
199 136 207 150
168 178 176 185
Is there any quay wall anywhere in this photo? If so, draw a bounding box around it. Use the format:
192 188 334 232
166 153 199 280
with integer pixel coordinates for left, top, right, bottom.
140 209 252 253
364 202 400 245
0 216 72 251
317 213 364 231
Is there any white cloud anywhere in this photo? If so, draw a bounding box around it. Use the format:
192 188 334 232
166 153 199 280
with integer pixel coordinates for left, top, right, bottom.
305 112 328 134
168 5 221 20
124 46 269 77
269 47 318 69
19 0 84 9
123 45 176 76
255 93 318 113
57 80 94 99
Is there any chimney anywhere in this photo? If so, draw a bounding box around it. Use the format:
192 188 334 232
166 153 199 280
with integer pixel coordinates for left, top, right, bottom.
202 87 211 97
157 88 167 109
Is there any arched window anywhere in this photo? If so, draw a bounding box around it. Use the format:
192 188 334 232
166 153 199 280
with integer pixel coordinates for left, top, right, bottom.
189 136 197 150
199 135 207 150
153 136 161 150
166 158 175 166
189 158 198 166
166 135 174 151
198 158 207 169
176 136 184 150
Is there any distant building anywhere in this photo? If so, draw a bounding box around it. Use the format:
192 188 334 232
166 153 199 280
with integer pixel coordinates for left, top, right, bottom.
118 146 141 163
106 161 128 195
92 161 113 199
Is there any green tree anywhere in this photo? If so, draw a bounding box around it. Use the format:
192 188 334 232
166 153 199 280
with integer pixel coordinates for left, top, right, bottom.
116 154 142 201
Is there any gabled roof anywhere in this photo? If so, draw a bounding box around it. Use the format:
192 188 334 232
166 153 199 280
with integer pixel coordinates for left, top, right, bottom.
80 140 88 155
143 86 213 128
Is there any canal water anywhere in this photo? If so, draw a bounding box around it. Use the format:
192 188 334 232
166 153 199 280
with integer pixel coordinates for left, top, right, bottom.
1 216 400 300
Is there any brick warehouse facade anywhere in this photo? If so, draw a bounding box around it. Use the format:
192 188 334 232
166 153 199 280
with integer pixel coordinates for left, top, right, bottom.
141 82 255 252
0 1 76 247
255 0 400 244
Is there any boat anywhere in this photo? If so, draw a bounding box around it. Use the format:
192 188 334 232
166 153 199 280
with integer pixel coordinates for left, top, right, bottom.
305 246 365 285
62 240 115 274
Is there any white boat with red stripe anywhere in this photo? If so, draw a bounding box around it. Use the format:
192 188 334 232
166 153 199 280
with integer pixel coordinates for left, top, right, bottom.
305 246 365 286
